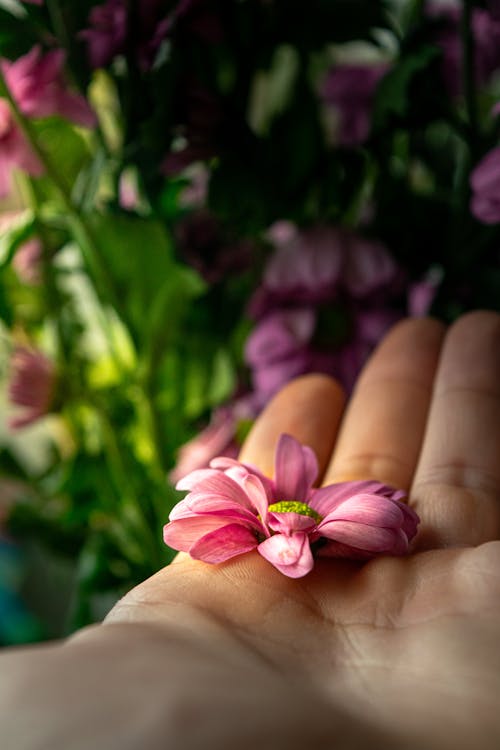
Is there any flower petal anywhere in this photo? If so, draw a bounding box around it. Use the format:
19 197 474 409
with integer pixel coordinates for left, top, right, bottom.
242 473 272 525
318 519 408 553
163 516 235 552
320 493 404 528
175 492 265 532
274 433 317 502
309 480 405 516
257 532 314 578
177 472 255 510
267 511 317 534
175 468 220 491
189 523 258 563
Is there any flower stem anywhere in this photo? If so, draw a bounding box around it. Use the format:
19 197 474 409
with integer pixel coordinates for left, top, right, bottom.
0 68 121 317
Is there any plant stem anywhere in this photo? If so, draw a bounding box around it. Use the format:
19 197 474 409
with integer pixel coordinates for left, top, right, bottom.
0 69 120 316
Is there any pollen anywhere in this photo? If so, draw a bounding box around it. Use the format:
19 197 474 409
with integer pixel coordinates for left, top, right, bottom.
267 501 322 523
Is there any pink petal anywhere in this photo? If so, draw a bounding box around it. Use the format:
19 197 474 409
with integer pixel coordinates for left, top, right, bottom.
320 493 404 528
267 511 317 534
175 468 220 491
242 473 271 525
318 519 408 553
177 472 255 510
257 532 314 578
274 433 317 502
189 523 258 563
309 480 405 516
174 492 265 532
163 516 235 552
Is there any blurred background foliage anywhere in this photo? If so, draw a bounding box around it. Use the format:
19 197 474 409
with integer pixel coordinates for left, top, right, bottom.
0 0 499 643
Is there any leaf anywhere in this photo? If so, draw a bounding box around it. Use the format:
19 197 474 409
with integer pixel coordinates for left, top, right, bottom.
86 213 181 344
0 210 35 269
31 117 92 202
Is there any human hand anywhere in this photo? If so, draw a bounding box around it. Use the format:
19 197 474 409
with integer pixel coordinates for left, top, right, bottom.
3 312 500 750
105 311 500 749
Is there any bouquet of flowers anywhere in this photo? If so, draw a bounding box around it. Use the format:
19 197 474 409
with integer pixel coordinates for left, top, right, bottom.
0 0 499 640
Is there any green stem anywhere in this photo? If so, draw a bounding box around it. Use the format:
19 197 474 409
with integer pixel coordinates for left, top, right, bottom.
0 68 120 316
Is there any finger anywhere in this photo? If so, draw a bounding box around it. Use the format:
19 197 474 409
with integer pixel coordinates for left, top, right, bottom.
411 311 500 548
323 318 446 490
239 373 345 481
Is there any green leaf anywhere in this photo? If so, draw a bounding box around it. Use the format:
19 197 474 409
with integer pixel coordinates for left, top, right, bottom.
86 213 183 343
31 117 92 198
0 210 35 269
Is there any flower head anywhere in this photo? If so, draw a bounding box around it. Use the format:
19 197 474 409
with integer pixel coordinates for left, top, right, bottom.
8 346 56 429
163 433 419 578
321 63 389 146
0 46 95 196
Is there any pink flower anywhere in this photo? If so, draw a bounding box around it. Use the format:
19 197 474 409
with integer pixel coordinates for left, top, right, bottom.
8 347 56 429
169 407 242 485
1 47 95 126
470 146 500 224
321 63 389 146
12 238 43 285
408 267 442 317
164 434 419 578
0 100 43 196
0 46 95 196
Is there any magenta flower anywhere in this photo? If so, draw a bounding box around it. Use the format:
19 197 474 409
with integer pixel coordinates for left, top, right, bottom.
470 146 500 224
163 434 419 578
0 46 95 196
1 46 95 127
0 100 43 196
8 347 56 429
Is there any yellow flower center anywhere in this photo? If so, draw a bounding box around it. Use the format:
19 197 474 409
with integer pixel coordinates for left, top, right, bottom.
267 501 322 523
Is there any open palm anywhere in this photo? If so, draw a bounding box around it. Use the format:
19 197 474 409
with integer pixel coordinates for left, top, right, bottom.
106 313 500 749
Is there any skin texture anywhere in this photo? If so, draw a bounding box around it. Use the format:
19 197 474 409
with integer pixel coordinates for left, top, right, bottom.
2 312 500 749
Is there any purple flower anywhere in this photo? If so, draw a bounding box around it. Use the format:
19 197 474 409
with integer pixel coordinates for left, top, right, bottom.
244 309 316 402
321 63 389 146
428 2 500 96
470 146 500 224
246 224 401 396
164 433 419 578
80 0 127 69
